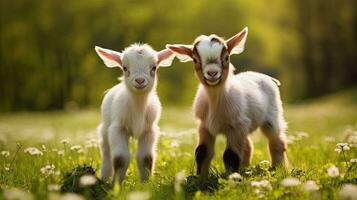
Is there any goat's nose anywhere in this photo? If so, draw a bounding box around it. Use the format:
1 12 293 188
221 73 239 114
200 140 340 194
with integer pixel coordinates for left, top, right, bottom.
207 71 218 77
135 78 145 85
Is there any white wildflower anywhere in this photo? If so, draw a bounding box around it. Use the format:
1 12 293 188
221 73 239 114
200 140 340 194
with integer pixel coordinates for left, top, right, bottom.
79 175 97 187
58 150 65 156
57 193 85 200
350 158 357 163
339 184 357 200
24 147 43 156
336 143 349 149
304 180 319 192
84 138 98 149
174 171 185 193
40 164 59 176
126 191 150 200
5 167 10 171
342 145 350 151
170 140 180 148
1 150 10 157
42 145 47 151
60 139 70 145
70 145 82 151
3 188 33 200
254 189 265 198
260 160 270 165
335 148 342 154
48 184 61 192
280 177 301 187
251 181 262 187
327 165 340 178
296 131 309 139
335 143 351 153
251 180 272 190
228 172 243 182
259 160 270 169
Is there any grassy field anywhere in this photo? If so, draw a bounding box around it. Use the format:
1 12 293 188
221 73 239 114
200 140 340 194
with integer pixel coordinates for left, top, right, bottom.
0 88 356 200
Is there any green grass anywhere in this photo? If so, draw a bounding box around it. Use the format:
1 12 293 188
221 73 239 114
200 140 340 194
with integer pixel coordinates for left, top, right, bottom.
0 88 357 200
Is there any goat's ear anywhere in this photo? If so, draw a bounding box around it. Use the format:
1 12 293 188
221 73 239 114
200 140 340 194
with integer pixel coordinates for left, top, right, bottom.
157 49 175 67
166 44 193 63
226 27 248 55
95 46 123 68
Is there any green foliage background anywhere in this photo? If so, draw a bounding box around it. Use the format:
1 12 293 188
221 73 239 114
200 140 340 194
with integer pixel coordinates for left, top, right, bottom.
1 0 356 111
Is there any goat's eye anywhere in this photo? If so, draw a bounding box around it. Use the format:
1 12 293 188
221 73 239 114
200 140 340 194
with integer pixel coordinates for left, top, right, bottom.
225 56 229 62
152 66 157 71
193 58 198 63
122 66 128 72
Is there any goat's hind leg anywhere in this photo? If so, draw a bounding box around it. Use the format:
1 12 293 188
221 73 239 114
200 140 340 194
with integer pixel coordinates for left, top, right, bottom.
261 119 288 167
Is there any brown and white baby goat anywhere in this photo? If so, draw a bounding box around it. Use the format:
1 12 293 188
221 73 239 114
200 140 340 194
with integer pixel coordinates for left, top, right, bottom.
167 27 288 175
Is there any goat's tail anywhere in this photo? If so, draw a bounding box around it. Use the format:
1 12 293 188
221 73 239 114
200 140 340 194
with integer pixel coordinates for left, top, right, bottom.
271 77 281 86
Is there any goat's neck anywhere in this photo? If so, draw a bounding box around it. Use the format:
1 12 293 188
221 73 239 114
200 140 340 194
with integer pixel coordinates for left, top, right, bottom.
204 72 232 109
127 87 155 111
128 80 157 112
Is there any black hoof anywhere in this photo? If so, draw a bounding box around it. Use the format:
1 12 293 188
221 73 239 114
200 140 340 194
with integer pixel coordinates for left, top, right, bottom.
195 144 207 175
223 148 240 172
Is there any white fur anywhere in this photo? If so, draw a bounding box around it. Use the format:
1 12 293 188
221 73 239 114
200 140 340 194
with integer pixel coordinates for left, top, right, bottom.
95 44 172 185
196 36 224 63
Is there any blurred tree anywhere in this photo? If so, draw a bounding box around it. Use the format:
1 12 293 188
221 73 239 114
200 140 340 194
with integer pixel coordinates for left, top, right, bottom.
0 0 356 111
295 0 357 99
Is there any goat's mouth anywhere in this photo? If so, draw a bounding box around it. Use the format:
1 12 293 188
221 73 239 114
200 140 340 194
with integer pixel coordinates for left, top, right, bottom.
204 77 221 86
134 84 147 90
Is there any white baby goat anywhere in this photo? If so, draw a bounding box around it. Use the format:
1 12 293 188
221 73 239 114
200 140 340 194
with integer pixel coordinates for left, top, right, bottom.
95 44 174 185
167 27 288 175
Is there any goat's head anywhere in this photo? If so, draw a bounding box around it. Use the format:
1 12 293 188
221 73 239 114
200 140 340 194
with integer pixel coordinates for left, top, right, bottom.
167 27 248 87
95 44 174 92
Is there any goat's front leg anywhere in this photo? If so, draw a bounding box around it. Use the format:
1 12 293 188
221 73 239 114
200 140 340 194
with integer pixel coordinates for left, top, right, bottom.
136 126 158 182
98 123 112 181
225 127 251 172
196 125 216 176
108 124 130 186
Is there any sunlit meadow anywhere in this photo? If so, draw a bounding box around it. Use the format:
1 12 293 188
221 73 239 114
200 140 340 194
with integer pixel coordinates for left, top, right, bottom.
1 88 357 200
